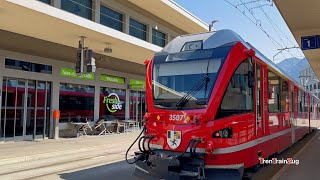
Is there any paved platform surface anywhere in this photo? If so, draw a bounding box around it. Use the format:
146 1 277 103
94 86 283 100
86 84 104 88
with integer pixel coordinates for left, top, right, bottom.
273 131 320 180
0 131 141 165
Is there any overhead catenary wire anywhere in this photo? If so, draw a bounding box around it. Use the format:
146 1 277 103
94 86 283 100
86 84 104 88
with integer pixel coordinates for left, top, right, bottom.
254 0 304 58
224 0 287 60
238 0 305 60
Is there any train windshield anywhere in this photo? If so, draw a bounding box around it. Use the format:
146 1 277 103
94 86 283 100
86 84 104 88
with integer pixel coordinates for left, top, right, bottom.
152 45 232 109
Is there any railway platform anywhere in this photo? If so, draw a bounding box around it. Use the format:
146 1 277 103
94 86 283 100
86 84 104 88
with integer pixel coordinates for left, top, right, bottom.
272 130 320 180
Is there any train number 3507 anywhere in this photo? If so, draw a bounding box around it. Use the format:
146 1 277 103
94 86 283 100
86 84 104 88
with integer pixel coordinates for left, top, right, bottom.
169 114 184 121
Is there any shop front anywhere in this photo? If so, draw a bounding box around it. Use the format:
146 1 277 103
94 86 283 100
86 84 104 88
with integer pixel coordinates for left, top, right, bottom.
0 58 52 142
0 50 146 140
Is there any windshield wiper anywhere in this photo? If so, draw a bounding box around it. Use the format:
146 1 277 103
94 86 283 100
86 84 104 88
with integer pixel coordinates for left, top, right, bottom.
176 76 210 108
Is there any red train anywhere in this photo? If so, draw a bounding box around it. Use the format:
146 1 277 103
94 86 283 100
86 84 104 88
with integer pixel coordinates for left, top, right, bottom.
128 30 320 179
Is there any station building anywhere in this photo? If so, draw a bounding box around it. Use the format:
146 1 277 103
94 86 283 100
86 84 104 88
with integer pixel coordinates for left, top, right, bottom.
0 0 208 141
299 67 320 99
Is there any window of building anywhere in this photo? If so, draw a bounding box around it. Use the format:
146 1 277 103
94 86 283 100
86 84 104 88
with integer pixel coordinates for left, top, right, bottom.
280 79 288 112
310 84 313 91
268 71 280 112
314 83 317 90
152 29 166 47
100 5 123 31
59 83 95 123
306 86 309 90
5 58 52 74
129 18 147 41
38 0 51 4
100 87 126 120
216 59 254 119
61 0 92 20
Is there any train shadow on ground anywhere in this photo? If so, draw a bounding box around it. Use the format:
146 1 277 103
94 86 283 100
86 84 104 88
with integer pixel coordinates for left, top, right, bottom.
58 160 141 180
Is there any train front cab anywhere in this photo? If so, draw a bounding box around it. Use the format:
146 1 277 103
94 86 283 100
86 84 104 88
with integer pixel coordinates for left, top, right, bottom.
132 30 319 179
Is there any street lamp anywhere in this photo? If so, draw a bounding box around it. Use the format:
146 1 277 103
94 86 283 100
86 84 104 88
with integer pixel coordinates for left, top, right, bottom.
209 20 219 31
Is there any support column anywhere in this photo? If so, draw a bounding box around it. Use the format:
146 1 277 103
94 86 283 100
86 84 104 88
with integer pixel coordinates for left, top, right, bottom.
53 0 61 8
0 74 3 141
148 25 153 43
0 53 5 141
51 80 60 139
94 0 101 23
124 14 130 34
125 88 130 120
94 85 100 122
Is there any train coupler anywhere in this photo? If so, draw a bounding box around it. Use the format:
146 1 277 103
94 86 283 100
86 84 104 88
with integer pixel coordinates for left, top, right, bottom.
133 150 206 180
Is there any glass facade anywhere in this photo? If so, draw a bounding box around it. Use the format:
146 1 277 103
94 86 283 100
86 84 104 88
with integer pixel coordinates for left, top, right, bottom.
59 83 95 123
129 19 147 41
100 5 123 31
61 0 92 20
1 77 51 141
100 87 126 120
38 0 51 4
152 29 166 47
130 91 146 126
5 59 52 74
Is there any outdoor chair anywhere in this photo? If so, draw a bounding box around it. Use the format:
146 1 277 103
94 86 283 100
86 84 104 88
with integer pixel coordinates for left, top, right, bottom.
73 117 92 137
79 118 93 136
92 118 105 135
105 115 127 133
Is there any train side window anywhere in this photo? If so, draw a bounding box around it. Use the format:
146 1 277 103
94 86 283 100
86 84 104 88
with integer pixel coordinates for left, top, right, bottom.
311 97 315 112
280 79 288 112
298 90 302 113
304 93 308 112
216 59 254 119
268 70 280 112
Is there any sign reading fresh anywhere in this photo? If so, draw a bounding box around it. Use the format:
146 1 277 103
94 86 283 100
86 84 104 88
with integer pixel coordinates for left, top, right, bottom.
103 93 122 113
130 79 146 89
60 68 94 80
100 74 125 84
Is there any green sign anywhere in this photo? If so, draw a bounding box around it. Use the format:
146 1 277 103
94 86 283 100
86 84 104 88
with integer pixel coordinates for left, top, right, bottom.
130 79 146 89
60 68 94 80
100 74 125 84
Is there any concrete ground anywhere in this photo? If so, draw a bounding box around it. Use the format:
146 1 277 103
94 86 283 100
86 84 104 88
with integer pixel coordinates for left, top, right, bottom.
0 130 318 180
0 131 141 179
272 130 320 180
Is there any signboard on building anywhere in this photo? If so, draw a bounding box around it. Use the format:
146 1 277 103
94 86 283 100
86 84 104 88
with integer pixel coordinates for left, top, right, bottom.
301 35 320 50
60 68 94 80
100 74 125 84
103 93 123 113
130 79 146 89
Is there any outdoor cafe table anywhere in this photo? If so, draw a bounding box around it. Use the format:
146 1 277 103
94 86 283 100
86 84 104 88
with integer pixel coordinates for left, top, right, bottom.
71 122 88 138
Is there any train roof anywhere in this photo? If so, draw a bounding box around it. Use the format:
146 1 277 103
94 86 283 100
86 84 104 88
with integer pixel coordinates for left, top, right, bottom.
160 29 316 99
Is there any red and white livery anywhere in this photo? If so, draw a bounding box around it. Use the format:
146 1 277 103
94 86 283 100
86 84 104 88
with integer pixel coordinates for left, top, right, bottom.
131 30 320 179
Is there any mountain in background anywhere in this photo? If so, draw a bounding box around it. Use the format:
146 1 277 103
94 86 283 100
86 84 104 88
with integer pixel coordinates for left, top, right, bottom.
276 58 309 83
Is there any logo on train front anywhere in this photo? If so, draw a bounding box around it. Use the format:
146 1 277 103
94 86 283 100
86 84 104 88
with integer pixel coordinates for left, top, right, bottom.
167 130 181 149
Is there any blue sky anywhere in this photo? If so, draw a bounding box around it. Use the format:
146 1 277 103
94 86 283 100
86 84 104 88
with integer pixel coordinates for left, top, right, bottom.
174 0 305 62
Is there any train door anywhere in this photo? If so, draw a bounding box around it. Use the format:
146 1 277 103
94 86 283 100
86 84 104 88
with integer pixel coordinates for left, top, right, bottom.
255 62 263 137
290 84 295 144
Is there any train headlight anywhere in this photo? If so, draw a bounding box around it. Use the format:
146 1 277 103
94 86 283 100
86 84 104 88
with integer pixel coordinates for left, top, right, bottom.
212 127 232 138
